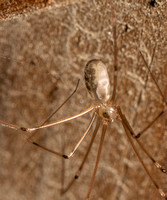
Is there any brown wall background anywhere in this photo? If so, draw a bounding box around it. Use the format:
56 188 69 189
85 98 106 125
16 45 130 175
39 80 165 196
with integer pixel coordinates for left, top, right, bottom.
0 0 167 200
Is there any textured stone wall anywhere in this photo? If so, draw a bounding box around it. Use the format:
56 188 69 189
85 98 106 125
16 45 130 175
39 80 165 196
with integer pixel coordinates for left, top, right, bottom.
0 0 166 200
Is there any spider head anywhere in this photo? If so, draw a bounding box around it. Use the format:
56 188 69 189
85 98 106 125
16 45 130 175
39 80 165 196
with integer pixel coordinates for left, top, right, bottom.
98 104 119 122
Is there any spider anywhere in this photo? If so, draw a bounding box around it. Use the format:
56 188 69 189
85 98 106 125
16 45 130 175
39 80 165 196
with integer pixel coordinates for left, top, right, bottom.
0 1 167 200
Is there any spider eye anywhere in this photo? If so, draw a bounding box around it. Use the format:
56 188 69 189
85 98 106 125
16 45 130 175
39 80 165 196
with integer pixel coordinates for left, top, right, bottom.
103 112 109 119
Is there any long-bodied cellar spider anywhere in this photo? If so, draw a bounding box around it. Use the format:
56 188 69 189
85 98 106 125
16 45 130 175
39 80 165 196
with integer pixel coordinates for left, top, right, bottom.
0 0 167 198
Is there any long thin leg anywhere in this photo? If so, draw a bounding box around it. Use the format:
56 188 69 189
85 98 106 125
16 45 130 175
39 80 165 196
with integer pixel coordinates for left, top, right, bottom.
0 105 97 133
86 121 107 200
61 132 66 195
135 51 167 138
63 112 96 159
110 17 118 102
28 79 80 140
118 107 167 174
140 51 167 105
29 112 96 158
115 44 162 200
108 0 118 103
138 44 156 106
27 105 97 132
0 79 81 133
133 45 165 137
62 117 101 194
136 110 165 138
118 107 167 199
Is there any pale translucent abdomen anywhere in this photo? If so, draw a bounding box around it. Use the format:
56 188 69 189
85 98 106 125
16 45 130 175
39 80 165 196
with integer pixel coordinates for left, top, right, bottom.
84 59 111 103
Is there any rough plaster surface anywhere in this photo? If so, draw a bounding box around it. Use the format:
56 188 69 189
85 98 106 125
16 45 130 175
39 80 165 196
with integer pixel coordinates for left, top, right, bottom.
0 0 52 20
0 0 167 200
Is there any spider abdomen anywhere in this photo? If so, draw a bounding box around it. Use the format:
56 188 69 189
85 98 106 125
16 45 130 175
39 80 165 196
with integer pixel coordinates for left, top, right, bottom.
84 59 111 103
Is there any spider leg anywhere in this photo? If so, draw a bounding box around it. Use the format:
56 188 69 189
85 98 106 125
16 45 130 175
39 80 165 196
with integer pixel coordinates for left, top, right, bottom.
27 105 97 132
0 119 22 131
118 107 167 174
0 79 80 133
61 131 65 195
86 120 108 200
28 111 97 158
110 0 118 103
28 79 80 140
63 112 96 159
0 105 97 133
118 107 167 200
139 51 167 105
135 51 167 138
61 116 101 194
136 109 165 138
